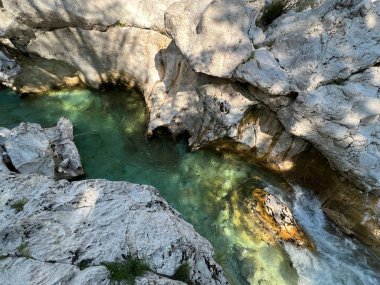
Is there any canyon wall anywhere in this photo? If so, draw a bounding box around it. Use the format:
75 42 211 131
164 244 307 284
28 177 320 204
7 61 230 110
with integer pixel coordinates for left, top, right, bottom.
0 0 379 255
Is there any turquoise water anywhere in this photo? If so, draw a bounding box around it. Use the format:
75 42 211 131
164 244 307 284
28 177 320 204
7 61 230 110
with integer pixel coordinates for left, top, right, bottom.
1 88 379 285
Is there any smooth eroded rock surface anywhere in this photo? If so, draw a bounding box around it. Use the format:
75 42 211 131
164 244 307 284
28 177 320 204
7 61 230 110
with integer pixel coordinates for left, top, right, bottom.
279 66 380 192
26 27 171 92
3 118 83 180
2 0 179 33
165 0 253 78
0 173 228 285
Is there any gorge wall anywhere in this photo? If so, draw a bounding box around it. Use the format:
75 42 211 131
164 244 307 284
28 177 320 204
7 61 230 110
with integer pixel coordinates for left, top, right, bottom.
0 0 379 255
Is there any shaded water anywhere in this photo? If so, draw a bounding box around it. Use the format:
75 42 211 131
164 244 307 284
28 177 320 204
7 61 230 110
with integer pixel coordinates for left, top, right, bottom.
0 88 379 284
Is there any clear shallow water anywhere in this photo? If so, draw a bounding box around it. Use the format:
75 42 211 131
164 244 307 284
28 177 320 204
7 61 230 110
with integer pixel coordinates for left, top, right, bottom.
0 88 379 285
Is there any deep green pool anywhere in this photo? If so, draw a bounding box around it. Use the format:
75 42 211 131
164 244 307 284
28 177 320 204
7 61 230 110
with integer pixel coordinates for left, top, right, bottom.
1 88 379 285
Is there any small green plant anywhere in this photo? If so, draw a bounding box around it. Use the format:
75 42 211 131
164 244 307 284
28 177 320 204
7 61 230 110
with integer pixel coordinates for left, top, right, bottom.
17 242 32 258
247 51 255 61
331 78 346 85
113 20 126 28
172 262 191 283
10 198 28 213
260 0 297 26
103 257 149 284
0 255 8 260
78 259 91 270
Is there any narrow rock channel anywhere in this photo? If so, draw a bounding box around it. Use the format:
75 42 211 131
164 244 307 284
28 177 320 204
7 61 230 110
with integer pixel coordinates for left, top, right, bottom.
0 88 378 285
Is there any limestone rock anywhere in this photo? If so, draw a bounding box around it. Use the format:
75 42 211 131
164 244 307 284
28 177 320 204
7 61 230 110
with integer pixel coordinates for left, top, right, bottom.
3 118 84 180
266 0 380 92
0 158 10 173
26 27 171 93
165 0 253 78
236 105 308 169
147 42 308 168
136 273 187 285
1 0 379 195
0 127 10 145
0 257 186 285
0 174 228 285
279 66 380 192
0 50 20 86
11 55 81 94
247 188 314 249
2 0 179 33
0 8 35 45
249 0 380 192
0 258 110 285
234 48 290 95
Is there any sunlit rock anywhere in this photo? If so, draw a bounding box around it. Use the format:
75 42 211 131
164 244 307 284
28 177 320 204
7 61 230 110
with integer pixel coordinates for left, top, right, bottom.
177 152 300 284
3 118 84 180
148 42 308 169
234 48 290 95
165 0 253 78
0 258 110 285
263 0 380 191
2 0 179 33
0 173 228 285
0 257 188 285
247 188 314 249
26 27 171 93
0 127 10 145
0 9 34 45
279 66 380 192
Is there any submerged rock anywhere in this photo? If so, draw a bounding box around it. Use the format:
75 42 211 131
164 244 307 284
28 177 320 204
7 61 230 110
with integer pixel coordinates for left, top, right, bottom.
247 189 314 250
2 118 84 180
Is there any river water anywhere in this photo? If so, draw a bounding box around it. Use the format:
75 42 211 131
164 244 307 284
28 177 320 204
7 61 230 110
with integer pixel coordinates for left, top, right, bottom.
0 88 379 285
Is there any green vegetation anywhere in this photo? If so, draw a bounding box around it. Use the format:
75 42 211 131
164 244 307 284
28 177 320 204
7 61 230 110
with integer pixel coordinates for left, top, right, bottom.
260 0 297 26
113 20 126 28
17 242 32 258
331 78 347 85
0 255 8 260
10 198 28 213
78 259 92 270
247 51 255 61
173 262 191 284
103 257 149 284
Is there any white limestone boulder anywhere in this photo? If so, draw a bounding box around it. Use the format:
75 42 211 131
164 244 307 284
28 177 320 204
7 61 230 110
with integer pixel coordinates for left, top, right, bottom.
3 118 84 180
165 0 253 78
0 173 228 284
2 0 179 33
279 66 380 192
265 0 380 92
234 48 290 95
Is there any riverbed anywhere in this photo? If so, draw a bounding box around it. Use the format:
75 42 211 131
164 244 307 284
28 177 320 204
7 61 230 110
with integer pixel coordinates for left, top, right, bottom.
1 87 379 285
